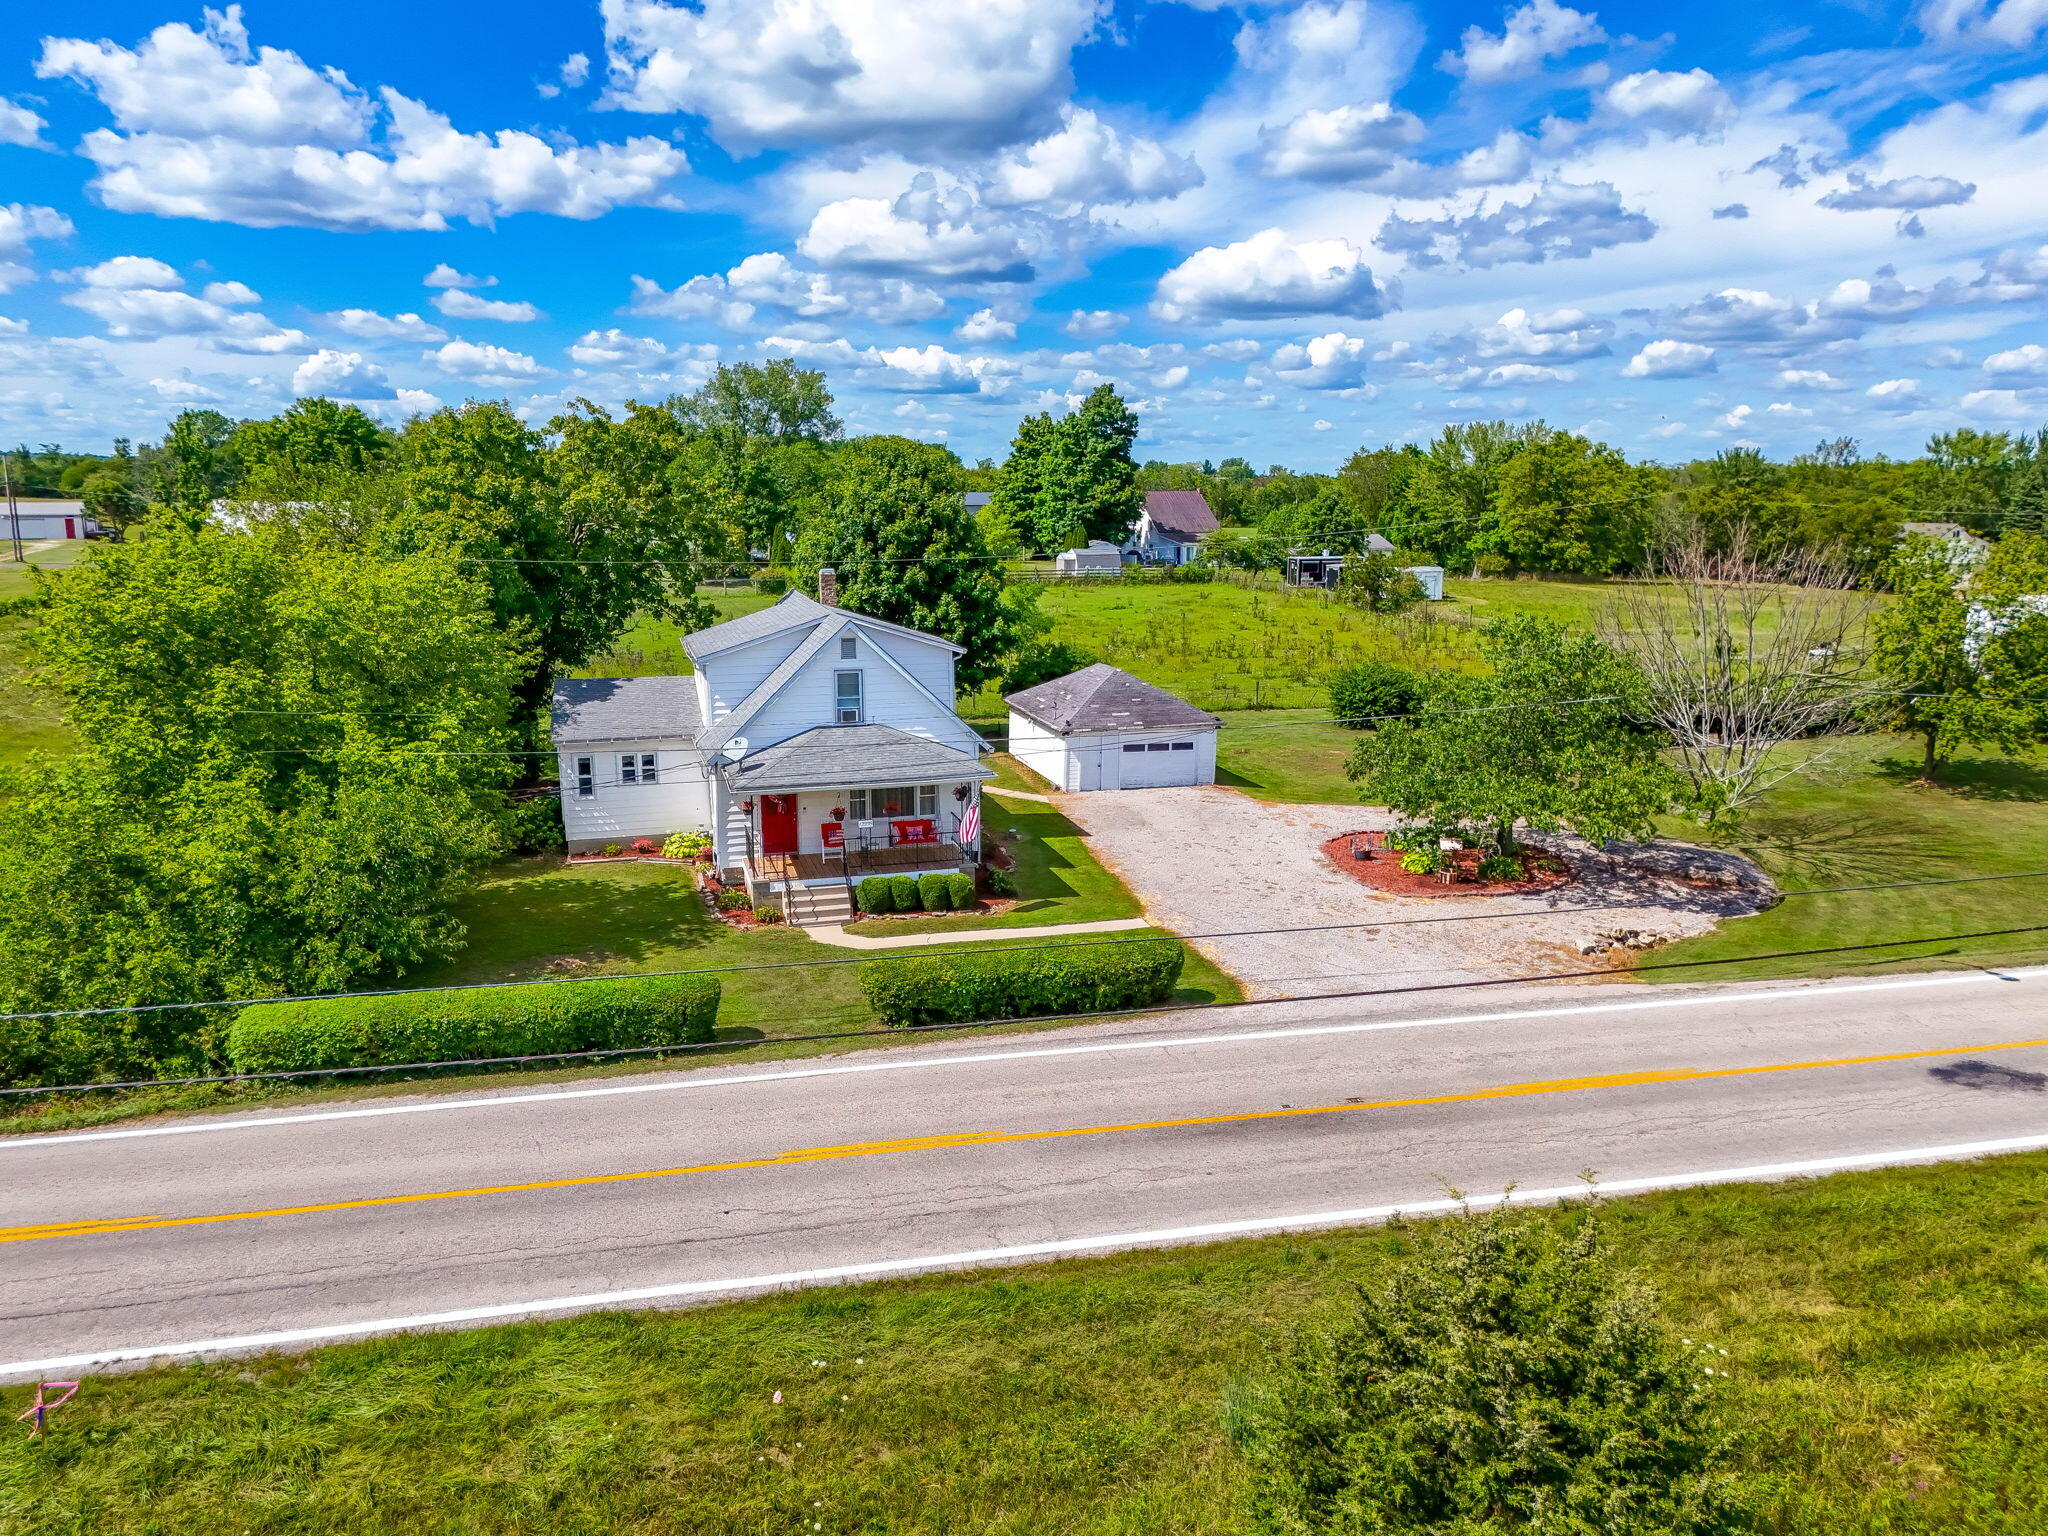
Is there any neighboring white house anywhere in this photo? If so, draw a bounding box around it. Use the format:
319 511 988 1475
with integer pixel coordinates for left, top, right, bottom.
1123 490 1219 565
553 577 992 923
1054 540 1125 574
4 499 96 541
1898 521 1991 571
1006 664 1220 791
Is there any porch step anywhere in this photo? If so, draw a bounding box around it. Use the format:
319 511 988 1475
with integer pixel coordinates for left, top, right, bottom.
783 885 854 927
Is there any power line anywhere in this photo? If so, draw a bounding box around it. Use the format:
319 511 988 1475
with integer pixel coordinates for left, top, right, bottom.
7 919 2043 1099
4 868 2042 1025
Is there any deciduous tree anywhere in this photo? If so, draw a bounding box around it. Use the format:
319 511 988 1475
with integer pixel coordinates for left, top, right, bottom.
1347 615 1685 850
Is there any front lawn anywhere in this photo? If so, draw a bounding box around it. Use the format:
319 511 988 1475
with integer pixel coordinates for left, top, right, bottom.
10 1149 2047 1534
1650 735 2048 981
842 791 1141 936
1 858 1237 1136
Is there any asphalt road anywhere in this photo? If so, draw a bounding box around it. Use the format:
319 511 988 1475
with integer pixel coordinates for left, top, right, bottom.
4 966 2047 1379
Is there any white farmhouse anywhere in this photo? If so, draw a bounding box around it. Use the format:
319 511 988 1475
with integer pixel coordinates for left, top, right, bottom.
553 574 991 925
1123 490 1219 566
1005 663 1220 791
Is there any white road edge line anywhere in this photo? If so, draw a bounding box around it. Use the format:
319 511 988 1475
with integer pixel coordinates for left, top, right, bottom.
11 965 2044 1150
5 1130 2044 1381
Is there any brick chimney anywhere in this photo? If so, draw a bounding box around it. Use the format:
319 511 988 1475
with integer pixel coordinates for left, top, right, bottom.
817 566 838 606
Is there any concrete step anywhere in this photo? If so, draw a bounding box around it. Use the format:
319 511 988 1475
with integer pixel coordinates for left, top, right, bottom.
784 886 854 927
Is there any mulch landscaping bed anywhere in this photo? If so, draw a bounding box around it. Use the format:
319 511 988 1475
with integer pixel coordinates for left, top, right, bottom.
1319 832 1575 899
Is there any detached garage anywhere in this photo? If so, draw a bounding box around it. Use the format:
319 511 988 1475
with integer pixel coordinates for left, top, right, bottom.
1005 663 1220 792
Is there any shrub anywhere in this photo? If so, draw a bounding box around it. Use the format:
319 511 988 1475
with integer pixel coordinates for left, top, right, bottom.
1474 552 1511 578
888 874 921 912
752 904 783 924
1328 661 1423 729
503 797 567 854
661 829 712 860
946 871 978 909
985 863 1018 897
600 842 624 858
917 871 953 912
752 573 789 595
857 875 895 914
228 973 722 1073
1399 847 1445 875
859 940 1185 1028
1477 851 1521 883
714 888 752 912
1228 1209 1744 1535
630 838 659 856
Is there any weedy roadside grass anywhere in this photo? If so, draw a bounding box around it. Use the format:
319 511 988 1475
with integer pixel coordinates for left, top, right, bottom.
4 1151 2045 1534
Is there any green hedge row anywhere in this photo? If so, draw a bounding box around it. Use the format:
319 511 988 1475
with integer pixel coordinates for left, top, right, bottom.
856 871 978 915
227 973 722 1072
858 940 1185 1028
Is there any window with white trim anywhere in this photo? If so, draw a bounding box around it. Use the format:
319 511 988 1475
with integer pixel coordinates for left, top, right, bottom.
848 789 868 821
618 751 657 784
840 634 857 659
834 669 863 723
575 756 594 797
917 784 937 817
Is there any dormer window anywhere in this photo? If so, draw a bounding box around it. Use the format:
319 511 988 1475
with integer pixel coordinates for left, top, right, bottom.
834 669 863 723
840 634 857 659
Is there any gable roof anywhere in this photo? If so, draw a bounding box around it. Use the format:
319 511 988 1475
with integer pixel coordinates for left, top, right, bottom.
1142 490 1219 542
552 676 702 746
1004 663 1220 735
682 588 964 662
727 724 992 794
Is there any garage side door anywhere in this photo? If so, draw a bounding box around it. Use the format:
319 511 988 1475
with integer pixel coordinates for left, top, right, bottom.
1115 737 1201 788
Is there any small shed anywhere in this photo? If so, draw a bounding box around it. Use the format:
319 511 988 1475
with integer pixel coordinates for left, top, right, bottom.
1403 565 1446 600
1283 537 1394 588
1054 540 1125 575
1006 663 1220 791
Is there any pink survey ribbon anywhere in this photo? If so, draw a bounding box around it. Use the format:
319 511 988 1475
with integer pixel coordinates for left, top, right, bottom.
15 1380 80 1437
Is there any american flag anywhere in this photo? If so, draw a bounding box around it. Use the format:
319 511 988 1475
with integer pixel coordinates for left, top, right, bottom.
958 799 981 846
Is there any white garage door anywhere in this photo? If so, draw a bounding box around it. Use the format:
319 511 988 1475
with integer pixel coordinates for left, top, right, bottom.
1116 739 1201 788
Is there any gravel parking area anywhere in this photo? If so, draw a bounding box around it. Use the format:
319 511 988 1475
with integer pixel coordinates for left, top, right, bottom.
1053 787 1771 1001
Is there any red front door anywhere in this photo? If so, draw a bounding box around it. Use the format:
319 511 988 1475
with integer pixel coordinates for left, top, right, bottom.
760 794 798 855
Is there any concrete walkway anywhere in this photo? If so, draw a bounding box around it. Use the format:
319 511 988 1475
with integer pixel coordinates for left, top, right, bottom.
806 916 1152 950
984 785 1055 803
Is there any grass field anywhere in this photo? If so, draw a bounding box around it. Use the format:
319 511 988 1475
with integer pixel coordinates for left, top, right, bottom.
0 541 86 766
1652 736 2048 981
7 1149 2045 1534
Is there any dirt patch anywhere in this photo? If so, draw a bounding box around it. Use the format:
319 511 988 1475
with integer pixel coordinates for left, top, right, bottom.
1320 832 1574 899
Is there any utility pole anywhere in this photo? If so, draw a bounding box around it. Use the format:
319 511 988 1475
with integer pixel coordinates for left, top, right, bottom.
3 451 21 564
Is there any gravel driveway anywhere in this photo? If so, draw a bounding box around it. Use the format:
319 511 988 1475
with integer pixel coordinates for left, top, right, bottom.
1052 787 1771 1001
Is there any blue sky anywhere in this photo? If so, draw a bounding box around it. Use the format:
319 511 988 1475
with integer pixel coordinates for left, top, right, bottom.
2 0 2046 466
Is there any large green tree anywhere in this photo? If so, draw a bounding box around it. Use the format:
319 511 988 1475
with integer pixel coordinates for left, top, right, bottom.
1490 429 1657 573
1871 531 2048 781
0 522 524 1061
795 436 1037 690
991 386 1144 554
1382 421 1537 572
152 408 244 517
1347 615 1685 851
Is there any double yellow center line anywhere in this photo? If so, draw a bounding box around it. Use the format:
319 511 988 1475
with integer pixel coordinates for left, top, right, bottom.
6 1033 2042 1247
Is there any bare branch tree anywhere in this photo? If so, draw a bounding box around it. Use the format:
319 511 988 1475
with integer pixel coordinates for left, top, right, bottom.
1599 527 1877 821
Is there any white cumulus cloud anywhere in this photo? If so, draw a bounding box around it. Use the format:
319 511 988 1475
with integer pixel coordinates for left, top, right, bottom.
1153 228 1392 323
292 349 395 399
1982 343 2048 376
432 290 544 322
800 175 1042 281
1375 183 1655 269
1440 0 1606 84
629 250 946 328
1602 69 1734 136
600 0 1100 153
326 308 448 342
1622 340 1718 378
984 107 1201 207
429 339 543 384
1271 332 1372 389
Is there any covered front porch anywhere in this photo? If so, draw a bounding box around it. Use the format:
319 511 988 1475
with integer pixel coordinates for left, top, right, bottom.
714 725 994 917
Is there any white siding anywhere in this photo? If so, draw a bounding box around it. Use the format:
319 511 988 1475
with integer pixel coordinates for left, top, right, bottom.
1058 726 1217 791
696 631 809 724
558 739 713 852
856 623 957 704
1005 710 1072 790
739 642 980 755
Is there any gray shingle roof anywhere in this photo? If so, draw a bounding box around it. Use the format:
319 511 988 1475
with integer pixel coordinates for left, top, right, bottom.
1004 663 1219 735
681 588 966 662
726 724 991 794
552 676 702 746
